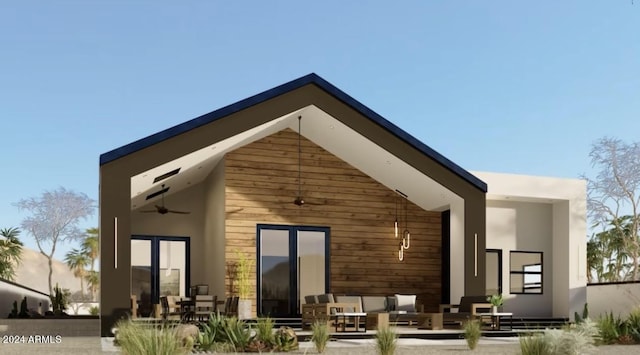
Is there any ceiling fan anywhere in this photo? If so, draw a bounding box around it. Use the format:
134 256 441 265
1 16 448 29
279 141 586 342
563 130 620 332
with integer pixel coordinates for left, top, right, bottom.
292 116 324 207
140 184 191 215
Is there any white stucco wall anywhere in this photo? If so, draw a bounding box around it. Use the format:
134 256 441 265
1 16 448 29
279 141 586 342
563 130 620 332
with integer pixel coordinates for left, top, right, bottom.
472 171 587 320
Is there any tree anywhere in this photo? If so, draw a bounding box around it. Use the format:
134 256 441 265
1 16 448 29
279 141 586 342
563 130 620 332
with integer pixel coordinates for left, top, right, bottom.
65 248 90 296
584 138 640 280
0 227 23 281
81 227 99 272
85 270 99 301
14 187 95 295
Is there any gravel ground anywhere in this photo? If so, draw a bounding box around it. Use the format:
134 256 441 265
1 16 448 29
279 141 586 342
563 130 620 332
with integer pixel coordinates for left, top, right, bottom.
0 337 638 354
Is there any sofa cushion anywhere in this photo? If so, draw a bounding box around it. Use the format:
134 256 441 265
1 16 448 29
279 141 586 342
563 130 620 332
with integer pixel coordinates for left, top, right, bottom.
335 295 363 312
395 294 417 313
362 296 386 313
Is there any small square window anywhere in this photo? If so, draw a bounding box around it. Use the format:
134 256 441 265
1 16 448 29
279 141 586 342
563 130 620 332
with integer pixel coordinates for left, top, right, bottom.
510 251 542 294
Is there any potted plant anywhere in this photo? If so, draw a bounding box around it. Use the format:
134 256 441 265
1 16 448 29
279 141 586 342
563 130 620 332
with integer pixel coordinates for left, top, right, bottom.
234 250 254 320
487 294 503 314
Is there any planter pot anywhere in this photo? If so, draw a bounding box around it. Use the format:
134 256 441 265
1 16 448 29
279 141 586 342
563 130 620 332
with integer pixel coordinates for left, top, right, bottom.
491 306 498 314
237 299 252 320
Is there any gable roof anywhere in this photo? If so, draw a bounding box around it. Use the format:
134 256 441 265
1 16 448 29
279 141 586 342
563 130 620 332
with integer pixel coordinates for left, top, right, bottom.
100 73 486 193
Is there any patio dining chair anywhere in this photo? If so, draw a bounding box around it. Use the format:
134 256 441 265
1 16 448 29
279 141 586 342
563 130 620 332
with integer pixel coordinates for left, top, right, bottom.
160 296 181 321
194 295 216 322
221 296 239 317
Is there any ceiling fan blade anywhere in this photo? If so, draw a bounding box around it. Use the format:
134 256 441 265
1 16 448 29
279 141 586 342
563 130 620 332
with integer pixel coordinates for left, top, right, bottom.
167 210 190 214
140 210 158 213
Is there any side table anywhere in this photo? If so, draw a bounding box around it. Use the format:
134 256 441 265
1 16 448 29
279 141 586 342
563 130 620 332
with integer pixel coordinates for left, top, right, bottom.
476 312 513 331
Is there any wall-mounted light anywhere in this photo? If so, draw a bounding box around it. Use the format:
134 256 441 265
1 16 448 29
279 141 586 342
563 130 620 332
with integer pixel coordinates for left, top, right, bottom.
114 217 118 269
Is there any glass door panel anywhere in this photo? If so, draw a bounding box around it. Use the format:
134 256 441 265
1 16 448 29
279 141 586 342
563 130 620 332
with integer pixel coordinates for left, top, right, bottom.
258 225 329 317
486 249 502 295
297 230 326 313
259 229 290 316
159 240 187 298
131 239 153 317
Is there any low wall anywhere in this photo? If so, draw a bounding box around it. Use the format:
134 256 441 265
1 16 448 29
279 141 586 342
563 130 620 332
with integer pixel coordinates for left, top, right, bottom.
0 318 99 337
587 281 640 319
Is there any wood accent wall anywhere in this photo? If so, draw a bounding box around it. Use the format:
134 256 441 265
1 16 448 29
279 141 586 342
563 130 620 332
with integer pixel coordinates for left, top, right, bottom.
224 129 442 314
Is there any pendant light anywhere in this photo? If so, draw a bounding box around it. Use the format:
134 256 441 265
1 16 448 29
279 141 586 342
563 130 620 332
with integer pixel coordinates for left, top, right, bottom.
402 198 410 250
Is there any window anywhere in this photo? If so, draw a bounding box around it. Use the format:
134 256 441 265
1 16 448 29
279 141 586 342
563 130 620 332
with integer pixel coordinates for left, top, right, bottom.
510 251 542 294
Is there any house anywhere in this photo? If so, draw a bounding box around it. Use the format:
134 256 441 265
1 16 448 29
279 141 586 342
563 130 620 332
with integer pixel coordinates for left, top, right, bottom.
98 73 586 336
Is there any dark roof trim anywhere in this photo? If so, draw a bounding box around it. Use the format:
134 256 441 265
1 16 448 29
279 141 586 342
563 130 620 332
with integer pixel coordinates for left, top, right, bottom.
0 277 50 297
99 73 487 192
99 74 321 166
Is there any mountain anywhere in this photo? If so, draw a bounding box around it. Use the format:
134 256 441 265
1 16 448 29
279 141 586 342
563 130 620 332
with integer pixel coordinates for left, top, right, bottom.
14 247 82 295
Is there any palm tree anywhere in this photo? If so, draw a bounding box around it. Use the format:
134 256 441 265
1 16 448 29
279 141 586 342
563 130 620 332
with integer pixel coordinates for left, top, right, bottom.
0 227 23 281
85 270 99 301
587 236 604 283
81 228 99 272
64 248 90 296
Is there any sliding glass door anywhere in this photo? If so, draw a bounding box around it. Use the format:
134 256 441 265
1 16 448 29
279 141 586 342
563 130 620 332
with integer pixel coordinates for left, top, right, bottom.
257 225 329 317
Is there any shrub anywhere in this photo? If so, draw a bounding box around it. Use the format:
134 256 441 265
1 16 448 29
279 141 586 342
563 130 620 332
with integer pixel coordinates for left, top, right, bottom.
89 305 99 316
597 312 625 345
114 319 193 355
463 319 481 350
574 303 589 324
219 316 251 351
519 333 550 355
627 307 640 343
254 316 275 345
548 319 598 355
195 312 225 351
519 319 599 355
311 320 330 353
375 325 397 355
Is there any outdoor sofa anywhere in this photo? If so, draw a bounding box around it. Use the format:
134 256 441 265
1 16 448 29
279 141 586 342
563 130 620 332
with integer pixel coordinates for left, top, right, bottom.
302 293 425 330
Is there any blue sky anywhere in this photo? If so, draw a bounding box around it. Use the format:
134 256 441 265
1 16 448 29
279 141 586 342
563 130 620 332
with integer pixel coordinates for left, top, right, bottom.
1 1 639 260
